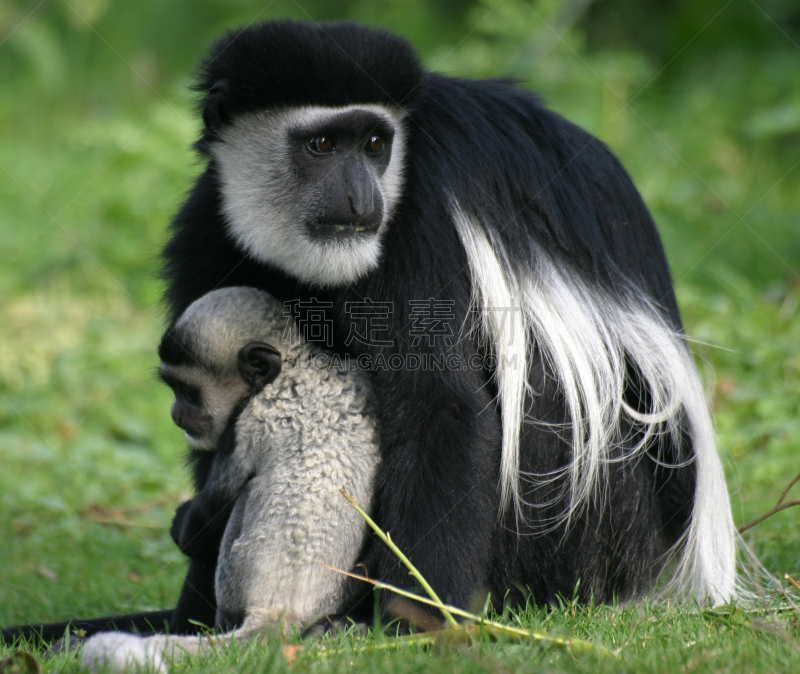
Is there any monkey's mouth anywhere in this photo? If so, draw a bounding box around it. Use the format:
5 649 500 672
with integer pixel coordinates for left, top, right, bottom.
184 431 215 450
307 220 380 241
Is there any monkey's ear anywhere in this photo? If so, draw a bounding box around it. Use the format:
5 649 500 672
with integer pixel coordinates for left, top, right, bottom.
238 342 282 390
202 79 229 132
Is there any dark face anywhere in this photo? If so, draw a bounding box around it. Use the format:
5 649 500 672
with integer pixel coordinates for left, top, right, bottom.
163 373 205 438
288 109 395 242
158 341 282 451
159 363 250 450
211 104 405 286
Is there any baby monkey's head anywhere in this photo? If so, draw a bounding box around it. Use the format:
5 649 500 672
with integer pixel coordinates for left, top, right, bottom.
158 287 289 450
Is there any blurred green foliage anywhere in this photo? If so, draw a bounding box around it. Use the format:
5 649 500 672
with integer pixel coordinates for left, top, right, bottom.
0 1 799 665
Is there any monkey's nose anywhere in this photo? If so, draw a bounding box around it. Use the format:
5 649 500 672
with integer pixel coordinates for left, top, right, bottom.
348 193 374 218
171 401 185 430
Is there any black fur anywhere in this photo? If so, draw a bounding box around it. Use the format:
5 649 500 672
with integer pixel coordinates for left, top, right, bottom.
158 326 199 370
171 401 250 560
193 20 423 150
0 612 173 647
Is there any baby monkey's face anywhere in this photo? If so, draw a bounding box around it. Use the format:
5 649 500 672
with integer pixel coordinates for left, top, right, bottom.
159 363 250 450
159 341 284 450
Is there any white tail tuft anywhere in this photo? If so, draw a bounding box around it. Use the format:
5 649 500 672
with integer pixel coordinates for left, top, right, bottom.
81 633 168 674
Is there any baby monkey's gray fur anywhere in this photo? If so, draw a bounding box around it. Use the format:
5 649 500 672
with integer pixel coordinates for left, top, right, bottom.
82 287 380 672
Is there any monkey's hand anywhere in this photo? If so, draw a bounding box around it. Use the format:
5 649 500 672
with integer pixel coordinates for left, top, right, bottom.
170 496 228 559
169 500 195 551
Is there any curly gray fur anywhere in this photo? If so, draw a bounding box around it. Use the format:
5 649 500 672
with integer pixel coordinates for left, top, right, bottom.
215 318 381 626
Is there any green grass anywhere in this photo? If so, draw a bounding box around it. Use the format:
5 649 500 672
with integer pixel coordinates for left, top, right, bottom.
1 2 799 671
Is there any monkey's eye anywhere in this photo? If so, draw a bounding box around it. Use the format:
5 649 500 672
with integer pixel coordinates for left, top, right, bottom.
365 135 385 154
179 384 200 405
307 136 335 154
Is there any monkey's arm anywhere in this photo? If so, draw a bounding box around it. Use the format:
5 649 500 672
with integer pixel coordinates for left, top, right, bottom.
172 422 255 558
171 481 242 559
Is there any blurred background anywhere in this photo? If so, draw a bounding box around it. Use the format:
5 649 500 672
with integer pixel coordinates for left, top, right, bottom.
1 0 798 624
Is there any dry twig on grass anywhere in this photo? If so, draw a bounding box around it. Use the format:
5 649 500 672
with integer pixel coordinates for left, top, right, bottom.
739 470 800 534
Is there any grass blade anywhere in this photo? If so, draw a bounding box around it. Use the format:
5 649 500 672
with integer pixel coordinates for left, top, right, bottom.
340 490 458 627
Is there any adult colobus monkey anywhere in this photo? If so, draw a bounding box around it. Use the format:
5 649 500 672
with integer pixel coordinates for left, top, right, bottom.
160 19 736 611
1 19 737 646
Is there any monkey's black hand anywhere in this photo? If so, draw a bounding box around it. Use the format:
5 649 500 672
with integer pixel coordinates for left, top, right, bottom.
172 494 229 559
170 499 195 551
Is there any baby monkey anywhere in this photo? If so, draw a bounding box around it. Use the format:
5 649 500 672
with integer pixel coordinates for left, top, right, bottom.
160 285 380 627
83 286 380 673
